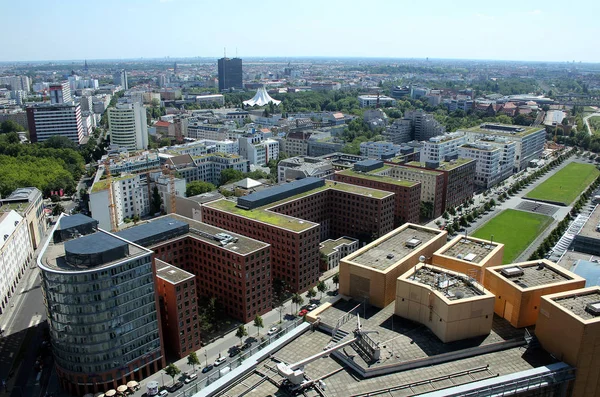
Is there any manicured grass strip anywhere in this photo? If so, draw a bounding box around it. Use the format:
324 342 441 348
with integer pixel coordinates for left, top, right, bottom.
525 162 600 205
472 209 552 264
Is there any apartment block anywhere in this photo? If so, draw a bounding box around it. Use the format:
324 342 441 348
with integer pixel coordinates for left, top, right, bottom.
383 119 412 144
422 132 467 163
461 124 546 171
0 187 46 249
358 95 396 108
26 103 84 144
0 211 33 315
202 178 395 293
334 161 421 226
404 109 446 141
377 162 445 218
360 141 403 159
458 142 503 188
319 237 359 272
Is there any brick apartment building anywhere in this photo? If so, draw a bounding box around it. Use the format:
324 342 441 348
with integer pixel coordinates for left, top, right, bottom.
116 215 271 324
201 178 395 293
334 162 421 226
155 261 201 360
402 159 476 211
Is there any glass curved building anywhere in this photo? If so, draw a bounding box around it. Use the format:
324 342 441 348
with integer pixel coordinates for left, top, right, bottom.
38 214 165 395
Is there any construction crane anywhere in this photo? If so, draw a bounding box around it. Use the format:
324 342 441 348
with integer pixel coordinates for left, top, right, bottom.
103 159 118 232
163 164 176 214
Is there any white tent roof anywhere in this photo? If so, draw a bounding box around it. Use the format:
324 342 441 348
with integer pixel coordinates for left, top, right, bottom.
234 178 262 189
243 86 281 107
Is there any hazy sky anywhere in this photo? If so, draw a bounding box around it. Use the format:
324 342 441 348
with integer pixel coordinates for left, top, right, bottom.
3 0 598 62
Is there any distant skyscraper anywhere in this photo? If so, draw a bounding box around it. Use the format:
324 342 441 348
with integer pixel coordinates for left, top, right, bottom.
158 74 168 88
113 70 128 90
218 57 243 91
84 59 88 72
49 81 72 104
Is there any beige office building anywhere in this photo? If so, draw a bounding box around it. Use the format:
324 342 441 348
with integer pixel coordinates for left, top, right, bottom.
395 264 495 343
484 260 586 328
339 224 447 308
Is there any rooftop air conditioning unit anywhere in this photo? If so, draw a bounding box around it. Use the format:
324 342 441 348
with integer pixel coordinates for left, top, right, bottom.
500 266 524 278
405 238 422 248
585 301 600 316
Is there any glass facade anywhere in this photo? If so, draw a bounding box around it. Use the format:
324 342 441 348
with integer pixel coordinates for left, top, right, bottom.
41 254 162 376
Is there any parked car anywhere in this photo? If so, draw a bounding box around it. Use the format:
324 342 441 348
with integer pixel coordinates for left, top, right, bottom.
158 390 168 397
298 309 309 316
229 347 240 358
241 342 252 350
214 356 227 367
202 364 213 373
184 373 198 384
267 327 279 336
168 381 183 393
307 304 318 311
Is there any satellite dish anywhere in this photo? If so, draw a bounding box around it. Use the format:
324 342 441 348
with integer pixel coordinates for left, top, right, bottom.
419 255 426 263
454 291 465 299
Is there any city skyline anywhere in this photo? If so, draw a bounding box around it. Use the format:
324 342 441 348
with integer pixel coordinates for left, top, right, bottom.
2 0 598 63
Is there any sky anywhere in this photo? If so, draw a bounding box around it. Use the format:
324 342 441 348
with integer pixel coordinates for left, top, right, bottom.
2 0 599 63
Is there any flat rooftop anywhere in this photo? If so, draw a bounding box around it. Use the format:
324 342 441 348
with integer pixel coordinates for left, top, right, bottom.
205 180 392 233
40 229 149 272
337 168 419 187
350 226 441 271
398 162 444 175
440 237 499 265
493 262 573 289
553 291 600 321
218 300 554 397
577 204 600 239
156 262 195 284
409 265 486 300
465 123 544 137
320 237 357 255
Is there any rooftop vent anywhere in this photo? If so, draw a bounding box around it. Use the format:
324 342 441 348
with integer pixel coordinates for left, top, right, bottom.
500 266 524 278
463 253 477 262
537 262 545 270
454 290 465 299
584 301 600 316
405 238 422 249
386 253 395 259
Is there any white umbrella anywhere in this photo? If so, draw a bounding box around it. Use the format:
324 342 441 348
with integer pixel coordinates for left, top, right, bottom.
126 380 138 389
117 385 128 393
94 393 105 397
105 390 117 397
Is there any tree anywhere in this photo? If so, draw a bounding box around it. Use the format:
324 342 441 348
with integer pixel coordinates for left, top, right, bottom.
44 135 78 150
332 273 339 290
220 169 244 185
291 293 304 314
0 120 25 134
276 302 285 323
235 325 248 345
132 214 140 224
150 186 163 214
306 288 317 300
317 280 328 299
186 181 216 196
164 363 181 385
187 352 200 372
253 314 264 336
52 203 65 216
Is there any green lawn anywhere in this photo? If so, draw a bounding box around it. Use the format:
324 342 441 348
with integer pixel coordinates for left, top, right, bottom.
525 162 600 205
589 116 600 134
472 209 552 264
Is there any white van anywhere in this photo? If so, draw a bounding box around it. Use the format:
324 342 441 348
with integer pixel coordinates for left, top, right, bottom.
185 373 198 383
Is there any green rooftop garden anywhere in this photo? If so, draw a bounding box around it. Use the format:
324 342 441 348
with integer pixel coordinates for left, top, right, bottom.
465 124 544 137
337 169 419 187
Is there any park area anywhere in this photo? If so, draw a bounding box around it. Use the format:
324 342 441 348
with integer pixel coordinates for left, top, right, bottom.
525 162 600 205
472 209 552 264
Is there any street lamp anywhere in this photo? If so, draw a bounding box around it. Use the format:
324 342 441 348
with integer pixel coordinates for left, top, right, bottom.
204 351 207 367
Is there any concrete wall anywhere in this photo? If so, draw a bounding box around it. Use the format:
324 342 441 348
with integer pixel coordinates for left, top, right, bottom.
484 262 586 328
395 265 494 343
